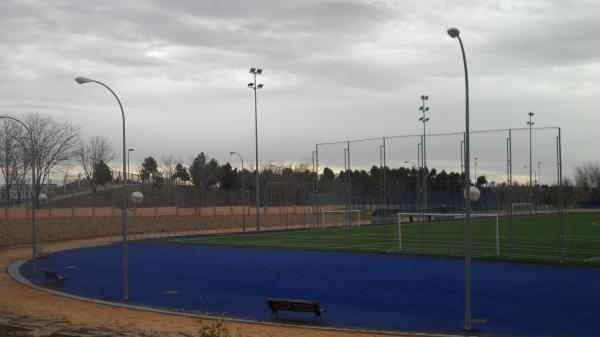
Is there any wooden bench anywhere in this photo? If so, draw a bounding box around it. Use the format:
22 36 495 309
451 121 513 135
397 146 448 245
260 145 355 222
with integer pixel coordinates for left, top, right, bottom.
43 269 67 283
266 298 325 320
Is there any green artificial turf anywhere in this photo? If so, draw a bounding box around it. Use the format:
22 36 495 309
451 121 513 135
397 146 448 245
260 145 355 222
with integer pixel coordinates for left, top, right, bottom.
157 211 600 267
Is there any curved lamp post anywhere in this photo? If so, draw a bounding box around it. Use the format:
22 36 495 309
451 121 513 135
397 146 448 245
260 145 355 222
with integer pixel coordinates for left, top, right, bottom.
229 151 246 232
0 116 37 270
447 27 474 331
75 76 129 300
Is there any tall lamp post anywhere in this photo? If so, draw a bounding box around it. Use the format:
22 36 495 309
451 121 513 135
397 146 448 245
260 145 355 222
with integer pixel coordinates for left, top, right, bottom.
75 76 129 300
474 157 478 183
447 27 474 331
248 67 263 231
527 112 535 208
230 151 246 231
128 148 135 182
419 95 430 212
0 116 37 270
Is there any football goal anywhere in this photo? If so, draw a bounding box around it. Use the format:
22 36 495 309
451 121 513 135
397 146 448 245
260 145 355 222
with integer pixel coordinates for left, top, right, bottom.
320 209 362 228
512 202 534 214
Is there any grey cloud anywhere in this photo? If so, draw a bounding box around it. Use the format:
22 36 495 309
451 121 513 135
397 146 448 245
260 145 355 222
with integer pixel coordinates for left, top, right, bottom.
0 0 597 181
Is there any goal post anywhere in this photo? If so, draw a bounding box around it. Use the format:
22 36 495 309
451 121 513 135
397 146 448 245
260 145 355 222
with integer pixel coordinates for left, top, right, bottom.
395 212 500 256
320 209 362 228
512 202 534 215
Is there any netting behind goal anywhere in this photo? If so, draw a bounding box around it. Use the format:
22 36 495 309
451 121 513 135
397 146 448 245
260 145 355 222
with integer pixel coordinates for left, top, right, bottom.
320 209 362 228
512 203 534 215
395 212 500 257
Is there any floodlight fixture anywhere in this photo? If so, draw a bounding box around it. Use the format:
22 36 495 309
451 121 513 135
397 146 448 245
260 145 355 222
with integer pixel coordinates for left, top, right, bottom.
257 84 264 89
256 68 262 74
75 76 93 84
447 27 460 38
248 83 254 88
249 67 256 74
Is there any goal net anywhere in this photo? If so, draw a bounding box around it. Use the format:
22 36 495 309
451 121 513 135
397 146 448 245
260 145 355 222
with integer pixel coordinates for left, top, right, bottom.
320 209 362 229
512 202 534 215
395 212 500 256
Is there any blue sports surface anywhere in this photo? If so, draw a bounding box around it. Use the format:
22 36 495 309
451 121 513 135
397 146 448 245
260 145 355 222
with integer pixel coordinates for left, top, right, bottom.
20 239 600 337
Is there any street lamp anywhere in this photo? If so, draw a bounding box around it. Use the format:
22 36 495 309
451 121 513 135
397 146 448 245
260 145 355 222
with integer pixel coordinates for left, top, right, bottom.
474 157 478 182
419 95 430 212
447 27 475 331
128 148 135 182
537 162 541 187
0 116 37 270
229 151 246 232
248 67 263 232
75 76 130 300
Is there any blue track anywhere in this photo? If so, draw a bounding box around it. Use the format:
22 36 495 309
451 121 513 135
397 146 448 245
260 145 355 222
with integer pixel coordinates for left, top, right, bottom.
20 240 600 337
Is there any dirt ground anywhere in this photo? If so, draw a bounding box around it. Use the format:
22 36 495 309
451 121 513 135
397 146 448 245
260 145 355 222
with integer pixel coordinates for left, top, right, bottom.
0 234 450 337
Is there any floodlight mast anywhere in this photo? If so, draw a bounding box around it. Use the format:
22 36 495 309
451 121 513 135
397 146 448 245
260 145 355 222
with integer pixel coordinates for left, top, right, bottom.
75 76 129 300
248 67 263 231
527 112 535 211
447 27 474 331
419 95 430 214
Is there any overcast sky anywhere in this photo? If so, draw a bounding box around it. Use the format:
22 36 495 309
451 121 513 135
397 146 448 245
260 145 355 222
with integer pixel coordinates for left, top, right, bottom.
0 0 598 184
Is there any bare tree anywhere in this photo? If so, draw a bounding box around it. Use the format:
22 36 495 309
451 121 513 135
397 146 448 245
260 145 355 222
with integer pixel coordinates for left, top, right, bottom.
78 135 115 192
574 162 600 201
25 113 80 204
161 155 177 185
0 119 30 206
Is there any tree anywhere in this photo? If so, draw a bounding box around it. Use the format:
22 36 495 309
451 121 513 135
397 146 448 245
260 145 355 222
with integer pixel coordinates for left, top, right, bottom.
189 153 207 187
172 163 190 182
205 158 221 188
77 136 115 192
25 113 79 205
160 155 177 185
219 163 240 190
189 153 220 188
574 162 600 201
93 160 112 187
152 171 165 187
140 156 158 182
476 175 488 188
0 119 29 206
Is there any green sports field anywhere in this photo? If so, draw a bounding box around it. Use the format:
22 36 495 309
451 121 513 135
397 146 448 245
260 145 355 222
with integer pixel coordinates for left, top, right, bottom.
160 211 600 267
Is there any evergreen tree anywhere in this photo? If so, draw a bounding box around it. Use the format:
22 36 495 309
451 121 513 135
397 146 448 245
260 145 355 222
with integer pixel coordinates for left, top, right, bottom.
93 160 112 186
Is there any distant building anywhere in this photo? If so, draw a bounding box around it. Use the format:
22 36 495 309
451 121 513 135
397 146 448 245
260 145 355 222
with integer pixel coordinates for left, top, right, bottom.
0 184 57 203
